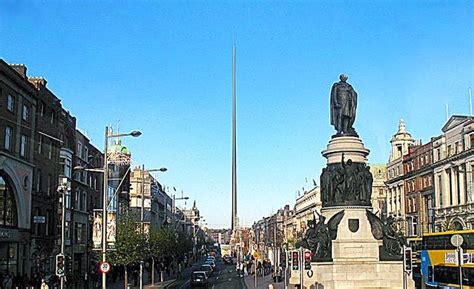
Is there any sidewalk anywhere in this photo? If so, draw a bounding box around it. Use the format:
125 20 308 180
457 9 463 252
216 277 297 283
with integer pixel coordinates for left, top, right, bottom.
108 259 202 289
243 274 286 289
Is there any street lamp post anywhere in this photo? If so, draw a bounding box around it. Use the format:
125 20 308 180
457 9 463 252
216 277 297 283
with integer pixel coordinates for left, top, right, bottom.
102 126 141 289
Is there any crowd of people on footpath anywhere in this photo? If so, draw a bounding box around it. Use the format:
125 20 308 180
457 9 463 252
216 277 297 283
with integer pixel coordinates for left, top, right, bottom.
236 258 274 278
1 272 60 289
0 254 195 289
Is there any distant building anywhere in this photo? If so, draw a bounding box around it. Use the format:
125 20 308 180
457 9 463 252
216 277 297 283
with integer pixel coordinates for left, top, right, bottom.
0 61 36 277
293 186 321 240
432 116 474 231
369 164 388 214
129 167 169 232
402 139 435 236
386 119 415 234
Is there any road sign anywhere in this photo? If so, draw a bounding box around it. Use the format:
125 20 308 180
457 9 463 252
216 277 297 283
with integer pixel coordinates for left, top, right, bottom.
99 262 111 274
33 216 46 223
450 234 464 247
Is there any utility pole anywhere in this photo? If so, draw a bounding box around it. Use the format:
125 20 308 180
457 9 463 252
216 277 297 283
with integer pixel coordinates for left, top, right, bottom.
101 126 109 289
140 164 145 289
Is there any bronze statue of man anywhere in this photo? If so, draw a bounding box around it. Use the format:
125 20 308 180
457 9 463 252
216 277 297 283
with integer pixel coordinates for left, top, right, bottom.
330 74 358 136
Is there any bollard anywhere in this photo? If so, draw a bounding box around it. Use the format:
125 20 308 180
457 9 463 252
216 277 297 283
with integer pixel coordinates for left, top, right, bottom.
268 285 274 289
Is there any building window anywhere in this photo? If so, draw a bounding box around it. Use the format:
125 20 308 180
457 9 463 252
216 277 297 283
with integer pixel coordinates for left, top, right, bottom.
82 191 87 211
47 174 52 196
438 175 443 207
447 169 453 206
75 223 84 244
75 190 81 210
48 141 53 159
65 221 70 239
77 142 82 159
22 105 29 121
4 126 12 150
65 192 71 209
0 173 18 227
37 134 43 154
20 135 27 157
50 110 55 124
437 148 441 161
36 169 42 193
84 146 89 161
38 102 45 116
6 95 14 112
456 167 461 205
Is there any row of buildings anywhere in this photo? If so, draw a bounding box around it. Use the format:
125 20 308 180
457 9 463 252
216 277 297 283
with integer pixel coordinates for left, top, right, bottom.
0 59 203 284
251 116 474 258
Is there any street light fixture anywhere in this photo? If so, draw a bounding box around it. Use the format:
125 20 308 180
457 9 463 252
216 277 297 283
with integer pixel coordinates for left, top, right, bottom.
102 127 141 289
72 127 141 289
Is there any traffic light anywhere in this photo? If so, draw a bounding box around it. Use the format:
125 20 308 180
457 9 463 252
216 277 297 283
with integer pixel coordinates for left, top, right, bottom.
66 255 73 273
304 250 312 270
404 247 412 273
56 254 65 277
292 251 299 270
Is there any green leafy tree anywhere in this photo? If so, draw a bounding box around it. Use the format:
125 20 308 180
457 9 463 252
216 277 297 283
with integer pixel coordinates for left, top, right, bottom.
109 212 147 288
175 230 193 256
147 226 177 283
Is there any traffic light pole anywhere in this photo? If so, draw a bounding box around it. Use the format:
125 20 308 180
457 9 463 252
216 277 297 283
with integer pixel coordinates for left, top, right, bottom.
402 245 407 289
57 183 67 289
299 247 304 289
458 246 463 289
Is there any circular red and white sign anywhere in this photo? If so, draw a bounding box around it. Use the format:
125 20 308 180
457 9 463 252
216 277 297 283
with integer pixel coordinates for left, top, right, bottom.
99 262 111 274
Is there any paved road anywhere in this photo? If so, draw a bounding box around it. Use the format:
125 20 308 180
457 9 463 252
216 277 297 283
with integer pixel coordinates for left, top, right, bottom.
177 259 244 289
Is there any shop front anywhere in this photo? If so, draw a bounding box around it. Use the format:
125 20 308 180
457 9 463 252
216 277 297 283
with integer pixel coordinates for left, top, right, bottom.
0 156 33 279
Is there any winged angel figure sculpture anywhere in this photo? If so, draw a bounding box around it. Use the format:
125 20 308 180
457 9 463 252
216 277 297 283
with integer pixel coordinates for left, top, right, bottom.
303 210 345 260
366 209 405 258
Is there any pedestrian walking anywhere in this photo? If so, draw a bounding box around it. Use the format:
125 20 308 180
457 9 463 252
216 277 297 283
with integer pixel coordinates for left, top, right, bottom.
3 274 12 289
40 279 49 289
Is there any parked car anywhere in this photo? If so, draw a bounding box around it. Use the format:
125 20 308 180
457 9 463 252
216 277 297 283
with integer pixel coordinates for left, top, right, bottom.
191 271 209 288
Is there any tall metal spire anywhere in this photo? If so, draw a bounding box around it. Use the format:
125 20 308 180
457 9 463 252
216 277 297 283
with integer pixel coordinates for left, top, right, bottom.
231 42 237 231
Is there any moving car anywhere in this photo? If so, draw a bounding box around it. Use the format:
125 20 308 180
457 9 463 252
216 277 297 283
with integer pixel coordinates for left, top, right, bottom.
190 271 209 288
199 264 213 277
204 259 216 271
223 255 233 264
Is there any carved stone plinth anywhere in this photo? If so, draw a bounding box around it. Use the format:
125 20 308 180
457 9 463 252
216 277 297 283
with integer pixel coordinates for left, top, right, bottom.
303 208 413 289
320 136 372 207
322 136 369 165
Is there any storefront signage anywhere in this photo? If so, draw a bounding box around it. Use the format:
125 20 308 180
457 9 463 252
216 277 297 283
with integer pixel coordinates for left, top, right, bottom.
33 216 46 223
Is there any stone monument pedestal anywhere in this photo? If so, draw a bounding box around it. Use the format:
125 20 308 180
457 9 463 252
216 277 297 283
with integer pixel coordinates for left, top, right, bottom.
302 136 413 289
303 207 413 289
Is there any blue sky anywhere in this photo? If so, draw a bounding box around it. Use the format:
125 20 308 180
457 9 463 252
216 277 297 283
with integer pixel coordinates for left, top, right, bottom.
1 1 473 228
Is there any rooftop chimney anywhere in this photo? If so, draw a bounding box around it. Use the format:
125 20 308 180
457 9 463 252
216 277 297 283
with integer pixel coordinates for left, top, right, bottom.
10 64 27 78
28 77 47 90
